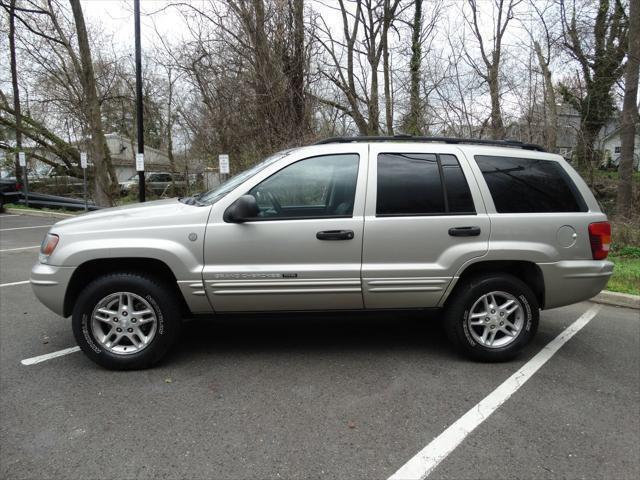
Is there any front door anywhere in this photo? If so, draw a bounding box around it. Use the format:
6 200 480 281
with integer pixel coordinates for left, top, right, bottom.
203 146 368 312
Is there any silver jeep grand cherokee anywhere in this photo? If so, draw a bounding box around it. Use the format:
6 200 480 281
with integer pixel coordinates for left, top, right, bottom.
31 137 613 370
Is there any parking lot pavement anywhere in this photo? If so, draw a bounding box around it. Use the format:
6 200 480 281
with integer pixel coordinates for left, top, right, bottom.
429 304 639 480
0 214 53 255
1 213 639 479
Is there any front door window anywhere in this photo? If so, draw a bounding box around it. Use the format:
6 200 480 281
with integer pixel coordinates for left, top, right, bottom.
248 154 359 219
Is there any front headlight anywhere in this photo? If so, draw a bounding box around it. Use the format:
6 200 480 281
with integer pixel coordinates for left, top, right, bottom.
39 233 59 263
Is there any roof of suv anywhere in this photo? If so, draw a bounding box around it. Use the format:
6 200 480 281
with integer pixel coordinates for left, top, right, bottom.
314 135 545 152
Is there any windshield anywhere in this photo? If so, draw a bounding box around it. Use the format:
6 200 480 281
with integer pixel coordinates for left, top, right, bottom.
197 149 293 205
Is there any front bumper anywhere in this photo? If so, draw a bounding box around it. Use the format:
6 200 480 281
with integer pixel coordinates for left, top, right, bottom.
538 260 614 309
30 263 76 317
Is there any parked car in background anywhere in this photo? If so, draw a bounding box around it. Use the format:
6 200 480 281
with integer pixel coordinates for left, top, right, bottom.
119 172 187 196
29 168 85 196
0 175 21 207
31 136 613 370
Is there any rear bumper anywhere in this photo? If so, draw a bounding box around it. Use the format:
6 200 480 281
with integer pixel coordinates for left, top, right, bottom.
30 263 75 317
538 260 614 309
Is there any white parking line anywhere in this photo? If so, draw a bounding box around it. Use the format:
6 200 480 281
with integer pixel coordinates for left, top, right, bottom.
0 214 19 217
0 245 40 252
0 280 30 287
0 225 52 232
388 304 601 480
21 346 81 365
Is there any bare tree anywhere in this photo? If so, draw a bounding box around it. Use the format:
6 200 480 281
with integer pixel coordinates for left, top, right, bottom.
314 0 368 133
404 0 423 135
527 0 559 151
315 0 402 135
7 0 23 184
1 0 119 205
465 0 522 139
559 0 628 183
68 0 117 205
616 0 639 218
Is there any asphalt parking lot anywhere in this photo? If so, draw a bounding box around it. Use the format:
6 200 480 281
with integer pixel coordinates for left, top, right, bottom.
1 212 638 480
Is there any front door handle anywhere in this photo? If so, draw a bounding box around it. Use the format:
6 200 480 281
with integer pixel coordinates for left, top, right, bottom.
448 226 481 237
316 230 355 240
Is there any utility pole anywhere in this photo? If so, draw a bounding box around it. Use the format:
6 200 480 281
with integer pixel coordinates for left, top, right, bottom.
134 0 146 202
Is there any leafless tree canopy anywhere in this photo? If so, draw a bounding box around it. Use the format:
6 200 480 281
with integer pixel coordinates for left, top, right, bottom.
0 0 636 209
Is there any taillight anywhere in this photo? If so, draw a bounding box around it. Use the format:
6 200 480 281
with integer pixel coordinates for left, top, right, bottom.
588 222 611 260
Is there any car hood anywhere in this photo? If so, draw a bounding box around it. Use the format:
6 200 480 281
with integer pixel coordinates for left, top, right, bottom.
51 198 210 234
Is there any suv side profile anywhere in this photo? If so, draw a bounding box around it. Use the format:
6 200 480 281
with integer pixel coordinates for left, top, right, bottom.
31 137 613 370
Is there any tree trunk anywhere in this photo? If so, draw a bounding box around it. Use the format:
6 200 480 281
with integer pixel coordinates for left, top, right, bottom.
617 0 639 219
291 0 306 137
166 71 176 195
8 0 23 184
368 52 380 135
534 41 557 151
406 0 423 136
69 0 117 206
382 0 393 135
488 65 505 139
575 123 599 187
251 0 275 150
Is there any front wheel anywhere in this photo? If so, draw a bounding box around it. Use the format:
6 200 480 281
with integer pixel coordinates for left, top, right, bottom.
444 273 539 362
72 272 182 370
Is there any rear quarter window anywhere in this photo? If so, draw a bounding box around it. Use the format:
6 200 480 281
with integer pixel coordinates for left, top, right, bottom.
475 155 587 213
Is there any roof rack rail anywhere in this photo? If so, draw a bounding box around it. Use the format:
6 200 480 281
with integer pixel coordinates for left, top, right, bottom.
313 134 546 152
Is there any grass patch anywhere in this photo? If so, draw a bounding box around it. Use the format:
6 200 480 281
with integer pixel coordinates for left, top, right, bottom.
590 169 640 181
4 204 79 215
607 256 640 295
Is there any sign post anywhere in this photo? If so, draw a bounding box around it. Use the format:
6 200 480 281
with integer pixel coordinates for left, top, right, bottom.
18 152 29 207
80 152 88 211
218 154 230 182
134 0 146 202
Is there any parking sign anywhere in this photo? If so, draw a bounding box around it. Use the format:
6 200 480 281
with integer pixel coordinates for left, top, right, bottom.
18 152 26 167
219 154 230 174
80 152 87 169
136 153 144 172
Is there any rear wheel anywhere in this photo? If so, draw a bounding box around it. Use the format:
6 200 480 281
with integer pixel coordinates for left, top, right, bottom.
444 273 539 362
72 272 182 370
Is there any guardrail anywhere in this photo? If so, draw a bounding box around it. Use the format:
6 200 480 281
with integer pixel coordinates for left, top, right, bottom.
0 191 102 211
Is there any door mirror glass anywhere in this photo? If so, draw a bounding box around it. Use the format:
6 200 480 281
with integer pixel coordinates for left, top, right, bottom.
223 194 260 223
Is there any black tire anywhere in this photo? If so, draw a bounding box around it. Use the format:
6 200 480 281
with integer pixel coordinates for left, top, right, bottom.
443 273 539 362
72 272 182 370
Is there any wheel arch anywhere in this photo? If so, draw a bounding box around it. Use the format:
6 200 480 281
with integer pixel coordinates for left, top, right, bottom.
443 260 545 309
63 257 192 318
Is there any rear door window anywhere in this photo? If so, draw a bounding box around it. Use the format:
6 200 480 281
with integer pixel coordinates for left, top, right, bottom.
376 153 475 216
475 156 586 213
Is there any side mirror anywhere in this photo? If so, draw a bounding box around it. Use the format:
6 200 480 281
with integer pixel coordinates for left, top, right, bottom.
223 194 259 223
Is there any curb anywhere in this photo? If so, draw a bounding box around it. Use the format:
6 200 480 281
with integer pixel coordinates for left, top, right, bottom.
591 290 640 310
3 207 78 219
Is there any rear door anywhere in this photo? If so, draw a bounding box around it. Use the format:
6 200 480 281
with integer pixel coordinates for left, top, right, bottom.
362 143 490 308
203 144 369 312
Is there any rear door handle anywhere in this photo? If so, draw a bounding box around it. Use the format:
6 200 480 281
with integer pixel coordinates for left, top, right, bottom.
448 226 481 237
316 230 354 240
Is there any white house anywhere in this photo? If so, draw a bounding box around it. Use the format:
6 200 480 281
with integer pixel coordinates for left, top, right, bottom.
599 125 640 171
104 133 173 181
